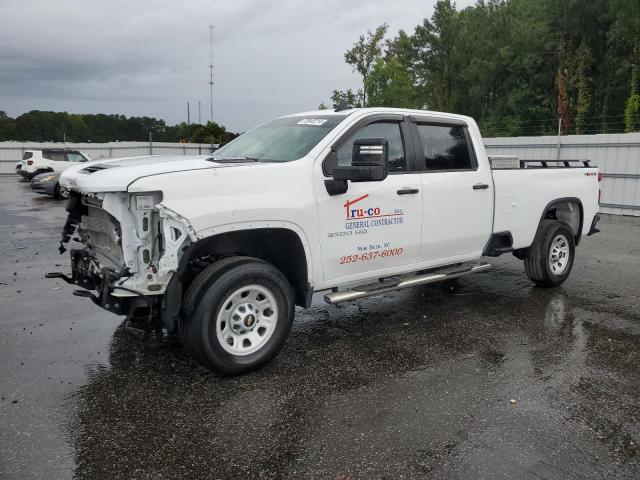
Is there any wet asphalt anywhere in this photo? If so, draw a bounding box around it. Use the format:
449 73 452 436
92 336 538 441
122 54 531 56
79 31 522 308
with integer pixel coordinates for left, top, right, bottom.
0 176 639 479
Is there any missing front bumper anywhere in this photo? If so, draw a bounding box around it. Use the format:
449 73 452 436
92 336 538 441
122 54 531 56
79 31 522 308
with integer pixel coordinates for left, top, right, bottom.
46 248 153 318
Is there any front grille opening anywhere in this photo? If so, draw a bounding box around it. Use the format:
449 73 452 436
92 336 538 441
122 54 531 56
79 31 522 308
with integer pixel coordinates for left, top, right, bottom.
81 206 124 270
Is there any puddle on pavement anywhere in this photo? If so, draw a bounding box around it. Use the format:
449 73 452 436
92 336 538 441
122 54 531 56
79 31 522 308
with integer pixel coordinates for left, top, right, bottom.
65 280 640 478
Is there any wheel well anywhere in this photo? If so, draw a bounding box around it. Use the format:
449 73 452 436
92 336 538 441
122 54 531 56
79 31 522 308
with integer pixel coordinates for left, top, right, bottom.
513 198 583 259
542 199 583 245
180 228 311 308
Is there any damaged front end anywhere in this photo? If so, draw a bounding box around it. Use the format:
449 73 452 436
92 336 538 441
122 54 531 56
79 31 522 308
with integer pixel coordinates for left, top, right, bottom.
47 190 194 330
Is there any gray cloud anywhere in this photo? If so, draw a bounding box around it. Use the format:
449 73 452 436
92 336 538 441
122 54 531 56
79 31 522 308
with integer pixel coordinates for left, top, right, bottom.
0 0 472 131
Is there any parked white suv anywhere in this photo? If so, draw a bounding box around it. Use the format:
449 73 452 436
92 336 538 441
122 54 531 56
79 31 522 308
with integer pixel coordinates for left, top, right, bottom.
19 149 91 180
53 108 601 375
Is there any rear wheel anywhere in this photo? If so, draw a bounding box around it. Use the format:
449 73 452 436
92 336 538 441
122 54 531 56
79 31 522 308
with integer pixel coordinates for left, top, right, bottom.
180 259 295 375
524 220 575 287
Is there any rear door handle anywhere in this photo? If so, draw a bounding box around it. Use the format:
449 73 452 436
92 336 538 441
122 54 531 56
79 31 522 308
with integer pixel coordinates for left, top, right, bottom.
473 183 489 190
397 188 420 195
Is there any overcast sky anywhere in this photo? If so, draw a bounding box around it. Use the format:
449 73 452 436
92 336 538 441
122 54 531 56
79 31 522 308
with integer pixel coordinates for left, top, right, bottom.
0 0 472 132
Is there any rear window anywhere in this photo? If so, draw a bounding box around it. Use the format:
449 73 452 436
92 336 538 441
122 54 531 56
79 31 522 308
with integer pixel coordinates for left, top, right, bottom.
415 124 474 171
23 152 33 160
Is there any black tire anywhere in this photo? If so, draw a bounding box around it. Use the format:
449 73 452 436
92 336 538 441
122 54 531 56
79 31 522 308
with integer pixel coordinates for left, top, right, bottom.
181 259 295 376
524 220 575 287
54 183 62 199
181 256 255 317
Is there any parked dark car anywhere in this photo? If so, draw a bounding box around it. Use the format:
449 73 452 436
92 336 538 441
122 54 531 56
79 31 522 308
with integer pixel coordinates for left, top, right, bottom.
30 171 68 199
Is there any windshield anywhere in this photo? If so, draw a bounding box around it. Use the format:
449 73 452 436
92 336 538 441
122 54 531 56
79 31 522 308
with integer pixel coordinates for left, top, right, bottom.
211 115 348 162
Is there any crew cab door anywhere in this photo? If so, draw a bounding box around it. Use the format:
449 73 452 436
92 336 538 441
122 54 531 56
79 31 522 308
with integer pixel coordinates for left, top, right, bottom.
410 117 493 263
314 116 423 284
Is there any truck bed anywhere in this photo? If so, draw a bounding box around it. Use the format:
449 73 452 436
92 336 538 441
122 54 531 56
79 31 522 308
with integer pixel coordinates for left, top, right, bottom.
490 159 600 249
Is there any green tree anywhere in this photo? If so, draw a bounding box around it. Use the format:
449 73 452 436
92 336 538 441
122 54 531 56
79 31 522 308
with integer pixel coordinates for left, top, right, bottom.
573 42 592 134
330 89 362 109
412 0 463 111
365 56 418 108
0 111 17 140
190 121 237 145
624 47 640 132
344 24 389 106
1 110 238 143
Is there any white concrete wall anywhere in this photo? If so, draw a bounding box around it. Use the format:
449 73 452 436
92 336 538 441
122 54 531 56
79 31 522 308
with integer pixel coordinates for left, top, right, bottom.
485 133 640 216
4 134 639 216
0 141 215 174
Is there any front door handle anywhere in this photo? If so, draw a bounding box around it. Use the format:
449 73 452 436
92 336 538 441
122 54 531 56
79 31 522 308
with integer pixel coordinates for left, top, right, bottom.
397 188 420 195
473 183 489 190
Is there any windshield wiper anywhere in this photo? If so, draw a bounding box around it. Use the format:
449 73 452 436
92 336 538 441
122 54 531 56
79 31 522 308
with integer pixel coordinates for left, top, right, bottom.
207 156 259 163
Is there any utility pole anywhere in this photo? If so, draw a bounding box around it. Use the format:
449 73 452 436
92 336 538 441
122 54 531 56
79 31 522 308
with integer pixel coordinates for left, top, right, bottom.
198 101 202 125
209 24 214 124
187 101 190 125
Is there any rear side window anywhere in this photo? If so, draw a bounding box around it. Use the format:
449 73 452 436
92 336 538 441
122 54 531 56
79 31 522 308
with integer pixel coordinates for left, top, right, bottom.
23 152 33 160
43 151 66 161
415 124 474 171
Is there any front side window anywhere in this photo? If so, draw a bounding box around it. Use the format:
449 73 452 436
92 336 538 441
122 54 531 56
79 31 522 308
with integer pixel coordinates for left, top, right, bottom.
415 124 474 171
330 121 407 174
66 152 86 162
23 152 33 160
211 115 347 162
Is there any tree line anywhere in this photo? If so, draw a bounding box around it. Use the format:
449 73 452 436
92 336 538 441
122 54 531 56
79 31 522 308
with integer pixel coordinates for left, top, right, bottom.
0 110 239 144
326 0 640 137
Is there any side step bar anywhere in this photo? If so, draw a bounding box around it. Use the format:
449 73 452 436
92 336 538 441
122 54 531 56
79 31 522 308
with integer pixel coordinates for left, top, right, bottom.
324 262 491 305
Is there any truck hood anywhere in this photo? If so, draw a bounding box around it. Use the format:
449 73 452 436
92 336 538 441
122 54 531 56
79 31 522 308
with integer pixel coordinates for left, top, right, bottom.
59 155 264 192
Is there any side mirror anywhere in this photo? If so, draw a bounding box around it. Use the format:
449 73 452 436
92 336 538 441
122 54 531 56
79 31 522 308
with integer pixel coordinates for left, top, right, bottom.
333 138 388 182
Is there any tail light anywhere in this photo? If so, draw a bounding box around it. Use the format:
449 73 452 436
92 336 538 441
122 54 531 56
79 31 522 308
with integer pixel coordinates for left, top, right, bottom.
27 160 33 165
598 170 603 204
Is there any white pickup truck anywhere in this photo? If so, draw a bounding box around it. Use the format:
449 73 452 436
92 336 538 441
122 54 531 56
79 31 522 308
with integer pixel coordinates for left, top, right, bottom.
52 108 601 375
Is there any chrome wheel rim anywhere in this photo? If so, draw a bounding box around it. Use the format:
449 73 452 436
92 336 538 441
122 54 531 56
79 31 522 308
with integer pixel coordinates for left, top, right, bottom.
216 285 278 356
549 234 570 275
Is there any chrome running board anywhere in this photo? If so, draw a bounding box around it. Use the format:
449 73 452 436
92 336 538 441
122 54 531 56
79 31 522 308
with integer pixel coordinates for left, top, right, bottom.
324 262 491 305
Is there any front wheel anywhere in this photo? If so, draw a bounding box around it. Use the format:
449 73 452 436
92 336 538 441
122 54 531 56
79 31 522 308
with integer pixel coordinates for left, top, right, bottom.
524 220 575 287
181 259 295 375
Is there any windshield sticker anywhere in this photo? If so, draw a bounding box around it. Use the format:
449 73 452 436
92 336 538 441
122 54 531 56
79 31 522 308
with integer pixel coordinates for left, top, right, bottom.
297 118 328 126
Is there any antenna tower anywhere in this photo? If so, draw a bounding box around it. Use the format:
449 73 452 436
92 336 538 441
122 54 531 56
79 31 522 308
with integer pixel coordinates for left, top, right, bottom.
209 25 214 124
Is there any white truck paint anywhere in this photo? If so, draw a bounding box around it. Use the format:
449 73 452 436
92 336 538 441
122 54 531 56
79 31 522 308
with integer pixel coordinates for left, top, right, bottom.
55 108 601 374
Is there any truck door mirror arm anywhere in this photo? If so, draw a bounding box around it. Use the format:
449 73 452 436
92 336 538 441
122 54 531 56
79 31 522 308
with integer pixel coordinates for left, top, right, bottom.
324 138 389 196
